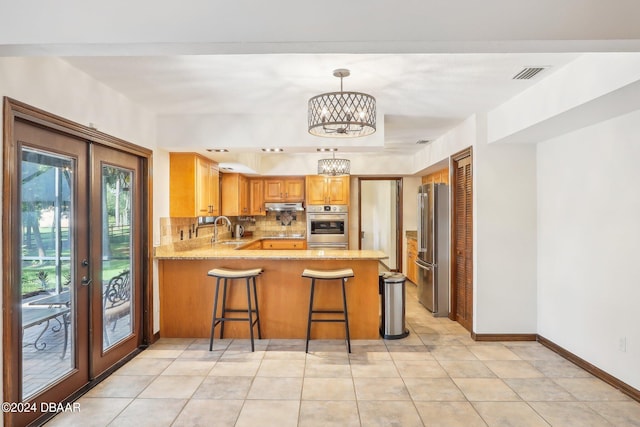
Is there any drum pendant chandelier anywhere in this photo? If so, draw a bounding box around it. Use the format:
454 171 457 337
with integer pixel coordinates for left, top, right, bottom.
317 150 350 176
308 69 376 138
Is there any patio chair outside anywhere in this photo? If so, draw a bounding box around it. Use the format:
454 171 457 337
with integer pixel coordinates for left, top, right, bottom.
103 270 131 346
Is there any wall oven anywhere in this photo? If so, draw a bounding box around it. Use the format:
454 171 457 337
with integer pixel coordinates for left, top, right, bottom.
306 205 349 249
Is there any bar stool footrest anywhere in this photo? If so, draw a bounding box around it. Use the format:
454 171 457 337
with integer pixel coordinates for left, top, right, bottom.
208 268 263 352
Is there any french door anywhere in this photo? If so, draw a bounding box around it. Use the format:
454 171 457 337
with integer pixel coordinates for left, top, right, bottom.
4 112 146 426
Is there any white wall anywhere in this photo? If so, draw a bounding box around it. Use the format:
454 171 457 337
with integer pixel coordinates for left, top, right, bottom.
488 53 640 144
0 57 162 410
412 116 474 175
537 109 640 390
473 114 538 334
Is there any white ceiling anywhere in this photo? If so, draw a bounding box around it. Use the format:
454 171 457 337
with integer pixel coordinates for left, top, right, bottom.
63 53 578 153
2 1 640 158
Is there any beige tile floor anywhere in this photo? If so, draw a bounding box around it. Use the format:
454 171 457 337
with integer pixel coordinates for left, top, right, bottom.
46 284 640 427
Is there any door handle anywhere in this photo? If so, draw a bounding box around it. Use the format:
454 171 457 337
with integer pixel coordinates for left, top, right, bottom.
81 276 92 286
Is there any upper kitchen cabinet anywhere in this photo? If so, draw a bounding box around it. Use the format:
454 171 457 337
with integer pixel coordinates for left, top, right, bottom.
249 178 266 216
263 177 305 202
305 175 350 205
422 168 449 185
170 153 219 217
221 173 250 216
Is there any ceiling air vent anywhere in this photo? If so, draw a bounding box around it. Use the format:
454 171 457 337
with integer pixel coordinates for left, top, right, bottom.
416 139 431 145
512 67 547 80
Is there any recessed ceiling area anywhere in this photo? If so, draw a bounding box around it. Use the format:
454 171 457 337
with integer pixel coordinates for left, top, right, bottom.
64 53 578 155
3 0 639 172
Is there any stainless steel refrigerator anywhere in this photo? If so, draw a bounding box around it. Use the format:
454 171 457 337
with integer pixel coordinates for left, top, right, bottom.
416 183 450 317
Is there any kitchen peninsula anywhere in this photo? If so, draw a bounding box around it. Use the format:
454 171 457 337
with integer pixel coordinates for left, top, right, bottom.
155 236 387 340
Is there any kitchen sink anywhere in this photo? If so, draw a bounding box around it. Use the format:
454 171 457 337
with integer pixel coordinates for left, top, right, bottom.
217 241 246 246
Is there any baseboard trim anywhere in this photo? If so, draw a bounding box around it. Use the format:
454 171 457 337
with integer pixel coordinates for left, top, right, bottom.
151 331 160 344
472 333 537 342
537 335 640 403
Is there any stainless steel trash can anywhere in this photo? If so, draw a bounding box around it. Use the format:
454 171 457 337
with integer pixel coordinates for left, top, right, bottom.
379 272 410 339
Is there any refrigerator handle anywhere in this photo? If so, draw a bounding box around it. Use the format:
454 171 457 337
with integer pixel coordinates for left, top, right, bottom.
417 192 425 253
414 260 431 270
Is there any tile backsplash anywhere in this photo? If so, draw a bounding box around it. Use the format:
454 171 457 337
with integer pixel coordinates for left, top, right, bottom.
242 211 306 236
159 211 306 245
159 217 232 246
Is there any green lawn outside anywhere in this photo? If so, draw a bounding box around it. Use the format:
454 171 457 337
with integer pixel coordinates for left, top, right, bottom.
22 225 131 296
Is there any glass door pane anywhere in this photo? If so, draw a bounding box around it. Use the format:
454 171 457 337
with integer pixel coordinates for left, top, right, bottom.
20 148 75 400
101 166 134 350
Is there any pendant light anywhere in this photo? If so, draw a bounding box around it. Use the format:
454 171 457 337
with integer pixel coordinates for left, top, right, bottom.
308 69 376 138
317 149 350 176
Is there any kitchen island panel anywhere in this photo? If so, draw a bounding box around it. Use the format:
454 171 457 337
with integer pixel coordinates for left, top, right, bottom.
159 258 380 339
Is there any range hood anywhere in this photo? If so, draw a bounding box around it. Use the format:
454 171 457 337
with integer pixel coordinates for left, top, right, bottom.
264 202 304 212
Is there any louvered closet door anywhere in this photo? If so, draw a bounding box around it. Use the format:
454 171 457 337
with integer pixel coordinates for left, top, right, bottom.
454 155 473 331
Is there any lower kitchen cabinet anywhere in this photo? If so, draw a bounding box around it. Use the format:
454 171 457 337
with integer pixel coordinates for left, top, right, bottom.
262 239 306 250
242 240 263 250
406 237 418 284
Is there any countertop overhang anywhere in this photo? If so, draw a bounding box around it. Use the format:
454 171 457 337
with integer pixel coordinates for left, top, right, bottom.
154 236 388 261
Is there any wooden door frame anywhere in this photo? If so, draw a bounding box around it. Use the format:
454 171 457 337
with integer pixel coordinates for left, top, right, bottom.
2 98 154 424
357 177 403 272
449 147 473 331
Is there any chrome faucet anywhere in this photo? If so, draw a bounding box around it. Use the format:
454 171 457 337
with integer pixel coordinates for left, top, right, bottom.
212 215 232 244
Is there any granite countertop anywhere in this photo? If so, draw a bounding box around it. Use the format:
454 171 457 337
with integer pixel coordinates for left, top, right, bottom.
154 235 388 261
257 233 306 239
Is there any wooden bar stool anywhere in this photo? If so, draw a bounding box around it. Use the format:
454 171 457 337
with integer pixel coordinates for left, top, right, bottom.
208 267 263 352
302 268 354 353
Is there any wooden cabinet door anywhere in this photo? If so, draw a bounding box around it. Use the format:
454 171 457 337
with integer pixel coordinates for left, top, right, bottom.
170 153 196 217
220 173 238 216
242 240 262 250
284 179 305 201
239 175 249 214
264 179 284 202
262 239 306 249
264 178 305 202
305 176 349 205
170 153 219 217
422 168 449 185
196 157 212 215
327 176 349 204
199 158 219 216
306 175 327 204
221 173 249 216
406 238 418 284
249 179 265 215
439 169 449 185
209 163 220 215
